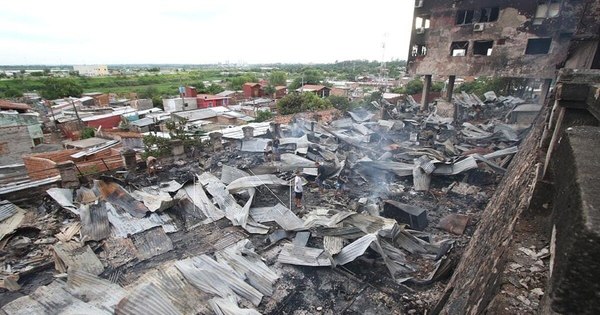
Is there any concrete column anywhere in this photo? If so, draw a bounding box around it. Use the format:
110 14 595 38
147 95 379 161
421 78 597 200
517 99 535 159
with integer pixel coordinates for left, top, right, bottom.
120 148 137 172
539 78 553 105
421 75 432 112
56 161 79 188
170 139 184 157
446 75 456 102
269 122 281 138
242 126 254 140
209 132 223 152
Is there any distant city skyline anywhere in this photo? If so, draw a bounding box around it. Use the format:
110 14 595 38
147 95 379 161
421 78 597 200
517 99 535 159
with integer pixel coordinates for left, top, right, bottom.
0 0 414 65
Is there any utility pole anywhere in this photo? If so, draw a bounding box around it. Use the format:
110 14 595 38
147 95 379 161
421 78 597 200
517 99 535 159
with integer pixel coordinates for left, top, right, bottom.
71 99 84 130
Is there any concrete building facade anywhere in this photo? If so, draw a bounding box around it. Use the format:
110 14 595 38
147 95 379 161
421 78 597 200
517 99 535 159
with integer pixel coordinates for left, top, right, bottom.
407 0 600 108
73 65 109 76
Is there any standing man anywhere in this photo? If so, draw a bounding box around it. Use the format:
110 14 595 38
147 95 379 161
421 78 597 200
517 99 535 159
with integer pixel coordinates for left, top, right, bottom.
315 161 326 193
294 170 303 209
272 137 280 161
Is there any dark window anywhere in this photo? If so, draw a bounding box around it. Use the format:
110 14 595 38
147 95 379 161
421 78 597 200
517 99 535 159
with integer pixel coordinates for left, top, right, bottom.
479 7 499 22
473 40 494 55
525 38 552 54
456 10 474 25
450 41 469 56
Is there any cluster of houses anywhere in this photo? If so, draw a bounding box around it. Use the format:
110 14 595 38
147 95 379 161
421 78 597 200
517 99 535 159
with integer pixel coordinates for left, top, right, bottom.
0 71 417 193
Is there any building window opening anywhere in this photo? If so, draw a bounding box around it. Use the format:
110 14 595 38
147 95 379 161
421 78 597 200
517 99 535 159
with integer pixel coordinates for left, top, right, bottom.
456 10 474 25
525 38 552 54
473 40 494 55
534 0 561 25
411 44 427 57
479 7 499 22
450 41 469 56
415 16 431 29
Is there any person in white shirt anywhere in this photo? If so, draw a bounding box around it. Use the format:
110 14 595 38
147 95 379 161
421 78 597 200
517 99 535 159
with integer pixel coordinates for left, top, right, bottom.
294 170 303 208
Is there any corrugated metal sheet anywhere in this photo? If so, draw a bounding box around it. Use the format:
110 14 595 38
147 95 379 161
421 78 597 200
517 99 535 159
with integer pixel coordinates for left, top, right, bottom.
79 201 110 241
1 296 46 315
432 156 478 175
214 239 279 297
0 200 17 222
130 226 174 261
116 282 180 315
179 181 225 222
53 242 104 275
0 201 25 240
126 265 213 314
94 180 149 218
30 281 109 314
157 180 184 193
277 244 332 267
226 175 289 193
334 233 377 265
221 165 250 185
65 269 128 312
106 203 177 238
47 188 79 214
209 297 262 315
240 139 271 152
0 175 61 195
249 204 305 231
175 254 264 306
130 189 175 212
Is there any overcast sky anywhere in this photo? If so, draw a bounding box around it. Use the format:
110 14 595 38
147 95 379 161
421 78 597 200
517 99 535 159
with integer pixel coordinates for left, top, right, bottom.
0 0 414 65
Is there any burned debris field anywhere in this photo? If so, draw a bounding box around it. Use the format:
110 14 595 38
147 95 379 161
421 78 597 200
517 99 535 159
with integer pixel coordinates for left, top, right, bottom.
0 93 536 314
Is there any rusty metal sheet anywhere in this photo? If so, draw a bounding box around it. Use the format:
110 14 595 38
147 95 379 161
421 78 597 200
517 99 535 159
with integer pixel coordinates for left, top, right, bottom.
130 226 174 261
53 242 104 275
79 201 110 242
94 180 148 218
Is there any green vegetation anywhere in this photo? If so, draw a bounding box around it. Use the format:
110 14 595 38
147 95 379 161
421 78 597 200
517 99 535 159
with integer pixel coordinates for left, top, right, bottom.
268 71 287 86
226 74 258 90
288 69 325 90
456 77 529 99
143 118 204 158
276 92 332 115
81 127 95 139
253 110 274 122
326 95 354 111
40 78 84 99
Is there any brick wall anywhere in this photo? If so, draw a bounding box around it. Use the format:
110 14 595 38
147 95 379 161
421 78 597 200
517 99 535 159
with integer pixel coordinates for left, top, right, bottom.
23 149 79 180
0 125 34 165
23 147 125 180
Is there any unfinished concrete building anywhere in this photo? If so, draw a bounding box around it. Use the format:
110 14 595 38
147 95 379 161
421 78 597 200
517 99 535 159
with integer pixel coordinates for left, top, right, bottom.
408 0 600 108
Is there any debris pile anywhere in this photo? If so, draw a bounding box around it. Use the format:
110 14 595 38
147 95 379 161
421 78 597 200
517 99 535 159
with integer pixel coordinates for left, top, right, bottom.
0 92 538 313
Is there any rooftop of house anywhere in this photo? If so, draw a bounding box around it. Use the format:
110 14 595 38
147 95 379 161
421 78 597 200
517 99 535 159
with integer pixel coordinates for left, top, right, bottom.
0 100 32 112
297 84 329 92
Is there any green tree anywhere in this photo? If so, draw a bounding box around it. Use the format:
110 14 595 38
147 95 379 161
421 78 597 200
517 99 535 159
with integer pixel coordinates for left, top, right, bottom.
228 75 258 90
43 68 51 76
269 71 287 86
40 78 83 99
404 78 424 95
327 95 353 111
264 85 276 98
139 86 160 99
276 92 332 115
288 69 324 90
206 84 224 95
254 110 274 122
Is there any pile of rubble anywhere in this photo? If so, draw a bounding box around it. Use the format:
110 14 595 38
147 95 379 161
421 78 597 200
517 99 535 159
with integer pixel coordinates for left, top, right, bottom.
0 94 536 314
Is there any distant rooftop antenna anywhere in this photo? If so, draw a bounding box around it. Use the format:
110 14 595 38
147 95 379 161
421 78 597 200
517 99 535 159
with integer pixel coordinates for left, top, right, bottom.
380 32 389 89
